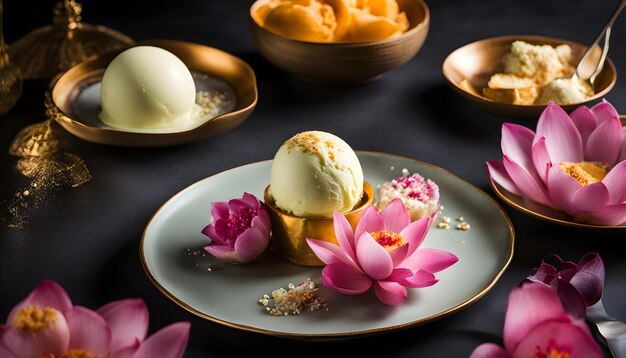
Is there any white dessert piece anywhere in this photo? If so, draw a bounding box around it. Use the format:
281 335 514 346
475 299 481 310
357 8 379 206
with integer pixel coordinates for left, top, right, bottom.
269 131 364 217
534 77 594 105
99 46 197 132
376 172 439 222
503 41 571 86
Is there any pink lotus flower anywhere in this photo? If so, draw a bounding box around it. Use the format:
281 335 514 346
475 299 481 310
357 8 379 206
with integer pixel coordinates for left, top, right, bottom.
202 192 271 263
306 199 458 305
0 280 190 358
527 252 604 320
487 100 626 225
470 282 603 358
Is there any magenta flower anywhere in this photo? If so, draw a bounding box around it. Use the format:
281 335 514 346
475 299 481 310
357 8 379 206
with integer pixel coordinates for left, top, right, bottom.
202 192 271 263
470 282 603 358
527 252 605 319
487 100 626 225
306 199 458 305
0 280 190 358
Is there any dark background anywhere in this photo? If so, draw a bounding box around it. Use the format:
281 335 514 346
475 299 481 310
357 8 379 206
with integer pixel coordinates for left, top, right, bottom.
2 0 625 356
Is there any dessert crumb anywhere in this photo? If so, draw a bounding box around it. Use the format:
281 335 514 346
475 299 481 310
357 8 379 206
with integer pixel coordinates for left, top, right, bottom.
258 278 326 316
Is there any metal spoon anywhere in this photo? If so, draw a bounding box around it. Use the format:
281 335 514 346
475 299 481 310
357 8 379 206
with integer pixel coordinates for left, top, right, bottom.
571 0 626 87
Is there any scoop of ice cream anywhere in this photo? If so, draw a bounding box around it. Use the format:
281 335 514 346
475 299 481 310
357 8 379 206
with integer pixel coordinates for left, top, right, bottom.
269 131 364 217
100 46 197 132
503 41 572 86
534 78 594 105
261 0 337 42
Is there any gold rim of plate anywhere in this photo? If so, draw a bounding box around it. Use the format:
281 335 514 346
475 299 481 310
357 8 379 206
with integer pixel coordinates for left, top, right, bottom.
139 150 515 339
489 177 626 230
46 39 258 147
442 35 617 119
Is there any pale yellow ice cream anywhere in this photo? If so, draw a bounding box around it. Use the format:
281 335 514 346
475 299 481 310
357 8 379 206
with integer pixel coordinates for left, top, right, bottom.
100 46 197 132
269 131 364 217
535 78 594 105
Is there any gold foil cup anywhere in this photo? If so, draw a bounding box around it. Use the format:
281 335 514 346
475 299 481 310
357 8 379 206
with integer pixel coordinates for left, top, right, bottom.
264 182 374 266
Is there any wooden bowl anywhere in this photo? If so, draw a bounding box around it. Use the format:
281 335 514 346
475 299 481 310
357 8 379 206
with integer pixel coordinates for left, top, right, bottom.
47 39 257 147
442 35 617 119
249 0 429 85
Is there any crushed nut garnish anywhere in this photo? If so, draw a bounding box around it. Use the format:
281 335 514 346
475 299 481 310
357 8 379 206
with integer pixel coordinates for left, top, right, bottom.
456 222 471 231
258 278 326 316
437 215 451 229
401 168 410 176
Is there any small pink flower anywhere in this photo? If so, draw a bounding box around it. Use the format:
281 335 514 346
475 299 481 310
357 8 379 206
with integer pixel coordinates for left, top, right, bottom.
470 282 602 358
487 100 626 225
306 199 458 305
202 192 271 264
0 280 190 358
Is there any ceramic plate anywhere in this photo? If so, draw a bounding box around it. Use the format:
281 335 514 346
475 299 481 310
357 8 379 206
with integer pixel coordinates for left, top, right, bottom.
47 39 257 147
490 178 626 230
141 152 514 339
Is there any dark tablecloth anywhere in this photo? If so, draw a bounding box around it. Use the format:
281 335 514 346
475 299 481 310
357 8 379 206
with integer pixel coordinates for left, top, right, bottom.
1 0 625 356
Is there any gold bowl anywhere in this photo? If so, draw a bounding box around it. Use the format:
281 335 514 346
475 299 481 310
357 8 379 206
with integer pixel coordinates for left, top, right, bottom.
47 39 258 147
249 0 429 85
442 35 617 119
264 181 374 266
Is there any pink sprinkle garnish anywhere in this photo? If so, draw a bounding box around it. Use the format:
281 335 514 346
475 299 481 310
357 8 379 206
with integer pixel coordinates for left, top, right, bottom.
391 174 439 202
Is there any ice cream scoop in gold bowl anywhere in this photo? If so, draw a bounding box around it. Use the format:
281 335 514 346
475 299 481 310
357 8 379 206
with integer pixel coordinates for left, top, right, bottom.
249 0 429 85
442 35 616 119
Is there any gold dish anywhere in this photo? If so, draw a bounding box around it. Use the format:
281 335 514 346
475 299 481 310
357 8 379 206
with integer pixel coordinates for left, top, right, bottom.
46 39 257 147
264 181 374 266
489 178 625 230
249 0 429 85
442 35 617 119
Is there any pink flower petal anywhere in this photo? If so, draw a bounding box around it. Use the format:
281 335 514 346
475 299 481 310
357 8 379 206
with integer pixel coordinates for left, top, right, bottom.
469 343 510 358
233 226 269 263
572 182 610 214
486 160 522 196
354 206 384 244
603 160 626 204
228 198 251 215
547 164 581 213
3 308 70 358
241 192 259 208
503 283 568 353
65 306 111 356
501 123 538 180
210 202 229 222
8 280 73 323
585 115 623 166
110 340 140 358
380 198 411 232
386 268 413 283
374 281 407 305
399 217 430 258
512 320 602 358
570 105 597 147
333 211 357 261
620 127 626 162
356 232 394 280
397 269 438 288
203 244 237 262
0 330 17 358
97 299 148 353
322 263 372 294
591 99 619 124
133 322 190 358
389 244 409 267
588 203 626 225
531 137 552 185
305 238 354 267
201 224 225 245
400 248 459 273
535 102 584 163
503 155 553 207
570 253 605 306
252 206 271 236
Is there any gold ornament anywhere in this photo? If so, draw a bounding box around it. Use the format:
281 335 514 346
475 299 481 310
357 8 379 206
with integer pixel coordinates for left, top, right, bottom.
0 0 22 115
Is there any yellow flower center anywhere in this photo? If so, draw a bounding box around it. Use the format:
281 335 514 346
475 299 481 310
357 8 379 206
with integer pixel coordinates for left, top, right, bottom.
559 161 608 186
60 351 95 358
370 230 405 251
535 348 570 358
14 306 58 333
